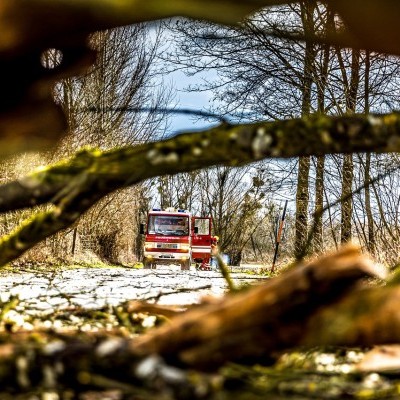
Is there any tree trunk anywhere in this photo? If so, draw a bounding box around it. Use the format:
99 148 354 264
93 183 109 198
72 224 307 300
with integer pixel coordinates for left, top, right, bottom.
340 48 360 244
294 2 315 260
314 156 325 252
363 52 375 254
312 8 332 253
364 152 375 254
341 154 354 243
228 249 241 266
71 226 78 255
295 157 311 259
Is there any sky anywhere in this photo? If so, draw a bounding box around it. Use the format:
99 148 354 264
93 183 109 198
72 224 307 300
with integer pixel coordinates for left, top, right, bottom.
153 44 223 134
162 65 220 135
146 22 224 136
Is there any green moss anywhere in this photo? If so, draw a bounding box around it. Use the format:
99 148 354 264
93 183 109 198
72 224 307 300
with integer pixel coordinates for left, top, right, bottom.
1 112 400 267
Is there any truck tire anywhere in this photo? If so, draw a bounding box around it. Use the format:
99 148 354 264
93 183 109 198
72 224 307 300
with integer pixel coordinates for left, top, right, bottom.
180 260 191 271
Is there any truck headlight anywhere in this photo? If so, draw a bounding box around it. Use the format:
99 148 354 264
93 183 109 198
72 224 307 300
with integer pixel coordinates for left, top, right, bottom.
180 243 190 251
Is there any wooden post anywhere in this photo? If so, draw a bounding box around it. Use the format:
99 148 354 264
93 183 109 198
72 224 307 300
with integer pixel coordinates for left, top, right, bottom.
271 200 288 273
71 227 78 255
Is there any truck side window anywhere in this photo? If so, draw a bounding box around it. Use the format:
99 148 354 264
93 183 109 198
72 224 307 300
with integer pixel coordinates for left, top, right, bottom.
195 219 210 235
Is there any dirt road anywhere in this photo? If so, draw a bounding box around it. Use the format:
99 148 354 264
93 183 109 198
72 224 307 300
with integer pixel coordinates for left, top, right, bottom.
0 264 265 312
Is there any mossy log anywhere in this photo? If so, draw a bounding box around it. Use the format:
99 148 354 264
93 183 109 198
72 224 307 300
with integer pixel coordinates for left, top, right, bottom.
129 245 382 369
2 113 400 265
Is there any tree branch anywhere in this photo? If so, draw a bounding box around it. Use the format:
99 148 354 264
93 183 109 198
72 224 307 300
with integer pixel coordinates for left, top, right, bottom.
2 112 400 265
5 112 400 211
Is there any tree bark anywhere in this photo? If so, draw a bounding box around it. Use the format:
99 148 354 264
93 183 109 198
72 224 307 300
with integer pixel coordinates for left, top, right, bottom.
294 2 315 260
341 153 354 243
363 51 375 254
295 156 310 259
131 245 379 369
340 49 360 244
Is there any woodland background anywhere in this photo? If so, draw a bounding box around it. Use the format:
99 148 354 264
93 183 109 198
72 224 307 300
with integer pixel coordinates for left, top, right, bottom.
3 1 400 399
5 3 400 269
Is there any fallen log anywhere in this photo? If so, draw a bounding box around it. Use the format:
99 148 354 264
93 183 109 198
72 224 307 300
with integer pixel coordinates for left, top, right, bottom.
129 245 382 369
0 245 390 394
302 280 400 348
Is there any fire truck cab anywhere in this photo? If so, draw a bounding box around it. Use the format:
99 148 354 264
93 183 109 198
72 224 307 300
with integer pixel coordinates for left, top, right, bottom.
142 208 212 271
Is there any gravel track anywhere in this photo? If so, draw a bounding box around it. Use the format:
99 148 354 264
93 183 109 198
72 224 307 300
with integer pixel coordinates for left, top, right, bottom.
0 265 265 312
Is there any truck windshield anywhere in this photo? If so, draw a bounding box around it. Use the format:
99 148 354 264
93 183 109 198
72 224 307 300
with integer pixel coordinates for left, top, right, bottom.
147 215 189 236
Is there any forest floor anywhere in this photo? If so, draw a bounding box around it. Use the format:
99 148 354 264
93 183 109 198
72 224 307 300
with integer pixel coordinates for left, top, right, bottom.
0 263 266 312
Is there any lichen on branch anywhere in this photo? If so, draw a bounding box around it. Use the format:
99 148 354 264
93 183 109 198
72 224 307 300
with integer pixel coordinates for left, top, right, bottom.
1 112 400 265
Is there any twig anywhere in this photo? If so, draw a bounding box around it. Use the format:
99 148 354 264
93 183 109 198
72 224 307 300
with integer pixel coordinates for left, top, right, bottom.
82 106 229 122
144 285 212 302
214 249 237 292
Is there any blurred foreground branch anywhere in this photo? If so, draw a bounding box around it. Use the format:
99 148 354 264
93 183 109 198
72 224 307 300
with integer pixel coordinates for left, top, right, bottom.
3 0 400 156
0 246 396 393
0 0 289 156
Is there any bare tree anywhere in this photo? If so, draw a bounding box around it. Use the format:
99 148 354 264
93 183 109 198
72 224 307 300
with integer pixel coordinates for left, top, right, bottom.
55 24 171 151
5 1 400 268
8 24 173 264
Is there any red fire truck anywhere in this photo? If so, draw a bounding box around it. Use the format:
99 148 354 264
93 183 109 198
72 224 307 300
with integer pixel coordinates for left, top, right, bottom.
141 208 213 270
